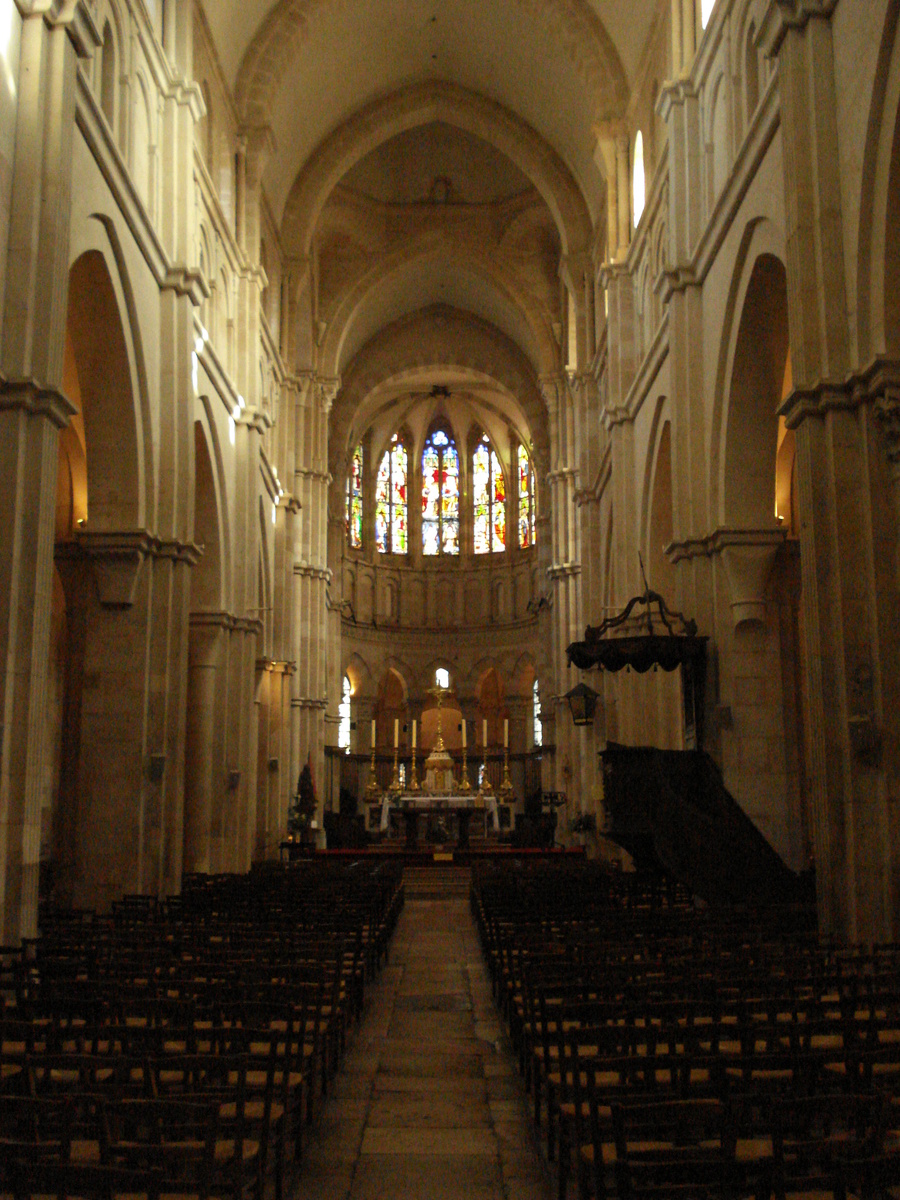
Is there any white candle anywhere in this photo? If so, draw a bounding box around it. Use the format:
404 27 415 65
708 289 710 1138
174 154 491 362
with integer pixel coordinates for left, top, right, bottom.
504 718 509 749
412 719 417 750
482 718 487 748
394 717 399 748
371 719 376 749
461 720 467 749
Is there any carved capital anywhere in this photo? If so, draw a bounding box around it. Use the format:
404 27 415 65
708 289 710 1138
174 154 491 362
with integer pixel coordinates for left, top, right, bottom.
758 0 839 58
17 0 102 58
73 530 156 608
0 376 77 429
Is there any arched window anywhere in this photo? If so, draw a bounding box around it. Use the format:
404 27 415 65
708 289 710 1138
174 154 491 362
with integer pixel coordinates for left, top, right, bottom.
375 435 408 554
346 444 363 548
633 130 645 227
436 667 450 689
422 428 459 556
518 445 536 548
338 675 352 751
473 435 506 553
533 679 543 748
701 0 717 28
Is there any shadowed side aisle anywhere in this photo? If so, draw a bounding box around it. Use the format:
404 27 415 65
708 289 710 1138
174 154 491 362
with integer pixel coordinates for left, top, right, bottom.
295 875 552 1200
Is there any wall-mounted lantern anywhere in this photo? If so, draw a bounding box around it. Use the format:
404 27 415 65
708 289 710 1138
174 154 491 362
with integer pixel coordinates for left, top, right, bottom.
564 682 599 727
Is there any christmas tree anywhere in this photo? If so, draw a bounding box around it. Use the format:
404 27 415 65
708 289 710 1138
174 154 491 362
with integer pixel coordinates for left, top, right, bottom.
288 757 317 838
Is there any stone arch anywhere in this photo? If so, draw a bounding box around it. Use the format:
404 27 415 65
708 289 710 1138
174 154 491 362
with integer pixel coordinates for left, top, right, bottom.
374 665 409 749
709 216 786 523
280 81 592 258
65 248 143 531
191 420 226 611
342 652 372 703
319 233 559 379
721 253 789 527
640 397 675 598
236 0 628 144
330 305 549 496
857 3 900 359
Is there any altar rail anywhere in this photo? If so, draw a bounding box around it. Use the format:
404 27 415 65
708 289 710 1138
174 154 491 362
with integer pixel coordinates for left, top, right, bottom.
325 748 550 806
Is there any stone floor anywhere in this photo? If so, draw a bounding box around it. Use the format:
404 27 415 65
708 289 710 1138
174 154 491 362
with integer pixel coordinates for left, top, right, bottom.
294 894 553 1199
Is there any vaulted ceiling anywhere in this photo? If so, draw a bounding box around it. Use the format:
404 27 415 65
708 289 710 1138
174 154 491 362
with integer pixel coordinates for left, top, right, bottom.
203 0 663 450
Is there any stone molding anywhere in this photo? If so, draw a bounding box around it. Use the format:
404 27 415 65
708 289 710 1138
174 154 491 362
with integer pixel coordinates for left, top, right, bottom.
17 0 101 58
295 467 331 484
189 610 263 636
0 377 77 429
56 531 202 608
291 697 328 710
294 563 332 582
780 356 900 437
75 77 208 311
256 657 295 674
547 562 582 580
759 0 839 59
666 525 786 563
666 527 786 628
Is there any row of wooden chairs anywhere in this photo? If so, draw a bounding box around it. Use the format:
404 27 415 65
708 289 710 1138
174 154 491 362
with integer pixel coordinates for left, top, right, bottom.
471 861 900 1200
1 859 405 1200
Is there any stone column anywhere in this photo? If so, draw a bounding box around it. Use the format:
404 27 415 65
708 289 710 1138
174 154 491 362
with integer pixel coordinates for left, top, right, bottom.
291 376 336 829
760 0 900 941
183 615 227 873
540 374 583 829
0 2 97 941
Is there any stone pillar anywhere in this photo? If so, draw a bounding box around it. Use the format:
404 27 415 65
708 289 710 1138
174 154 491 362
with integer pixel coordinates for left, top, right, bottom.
760 0 900 940
0 2 97 941
183 615 227 873
291 376 336 828
540 374 582 828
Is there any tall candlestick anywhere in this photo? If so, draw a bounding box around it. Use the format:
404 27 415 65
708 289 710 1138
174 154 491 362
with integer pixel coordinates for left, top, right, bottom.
394 717 399 748
371 719 376 750
482 718 487 748
503 718 509 749
461 720 466 749
412 719 417 750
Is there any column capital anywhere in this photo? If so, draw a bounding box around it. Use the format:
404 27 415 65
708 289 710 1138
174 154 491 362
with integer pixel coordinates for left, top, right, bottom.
0 377 76 428
759 0 838 59
16 0 101 58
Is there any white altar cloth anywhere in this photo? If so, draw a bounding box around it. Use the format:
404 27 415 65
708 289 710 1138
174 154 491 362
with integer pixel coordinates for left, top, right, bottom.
380 793 499 831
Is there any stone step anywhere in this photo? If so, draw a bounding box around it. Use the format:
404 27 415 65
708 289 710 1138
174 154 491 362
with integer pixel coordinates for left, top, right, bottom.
403 865 472 899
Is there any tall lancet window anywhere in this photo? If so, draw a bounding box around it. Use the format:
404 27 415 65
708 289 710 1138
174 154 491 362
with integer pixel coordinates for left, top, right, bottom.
346 444 363 548
533 678 543 748
338 675 352 751
422 428 459 555
518 444 536 548
473 435 506 553
375 434 408 554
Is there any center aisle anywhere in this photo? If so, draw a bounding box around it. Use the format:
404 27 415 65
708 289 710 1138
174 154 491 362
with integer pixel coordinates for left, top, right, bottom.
296 874 553 1200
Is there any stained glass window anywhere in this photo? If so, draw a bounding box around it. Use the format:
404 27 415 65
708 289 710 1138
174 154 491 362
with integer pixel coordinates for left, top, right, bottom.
346 444 363 548
375 435 408 554
422 429 459 556
339 675 352 751
533 678 542 748
518 444 536 549
473 435 506 554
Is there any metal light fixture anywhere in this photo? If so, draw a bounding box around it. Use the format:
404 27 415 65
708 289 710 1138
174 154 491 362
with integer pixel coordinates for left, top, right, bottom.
564 682 599 727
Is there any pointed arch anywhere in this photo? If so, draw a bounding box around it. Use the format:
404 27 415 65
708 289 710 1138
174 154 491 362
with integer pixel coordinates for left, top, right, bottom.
422 423 460 556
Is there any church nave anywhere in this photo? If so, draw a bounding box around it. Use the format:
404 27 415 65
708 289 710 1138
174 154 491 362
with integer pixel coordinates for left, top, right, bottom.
298 877 552 1200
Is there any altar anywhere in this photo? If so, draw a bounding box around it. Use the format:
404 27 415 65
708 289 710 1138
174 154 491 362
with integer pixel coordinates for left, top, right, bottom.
379 792 500 849
365 683 509 849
